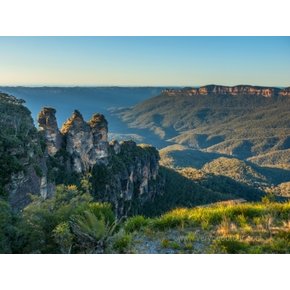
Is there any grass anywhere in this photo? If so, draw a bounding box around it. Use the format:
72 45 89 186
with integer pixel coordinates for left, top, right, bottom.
150 202 290 231
124 215 149 233
125 201 290 254
111 231 132 253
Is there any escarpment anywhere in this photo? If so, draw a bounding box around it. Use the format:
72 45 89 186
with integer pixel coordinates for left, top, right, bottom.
162 85 290 97
0 93 53 209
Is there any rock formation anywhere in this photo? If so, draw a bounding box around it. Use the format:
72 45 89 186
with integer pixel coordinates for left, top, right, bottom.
162 85 290 98
38 107 62 156
60 110 109 172
39 107 163 216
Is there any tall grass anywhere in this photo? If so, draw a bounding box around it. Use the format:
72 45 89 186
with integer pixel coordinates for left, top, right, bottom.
150 202 290 231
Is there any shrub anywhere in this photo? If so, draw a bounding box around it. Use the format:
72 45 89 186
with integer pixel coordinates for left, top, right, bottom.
152 215 184 231
124 215 148 233
33 164 43 177
112 232 132 253
161 239 170 248
53 222 73 254
70 211 107 253
235 214 248 228
88 202 115 225
211 237 250 254
160 239 180 250
185 232 196 243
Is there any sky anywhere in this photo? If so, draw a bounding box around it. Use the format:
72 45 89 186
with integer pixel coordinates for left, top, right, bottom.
0 36 289 87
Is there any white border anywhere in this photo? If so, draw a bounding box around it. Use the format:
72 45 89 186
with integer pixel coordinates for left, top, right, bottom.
0 0 289 36
1 254 289 290
0 1 289 289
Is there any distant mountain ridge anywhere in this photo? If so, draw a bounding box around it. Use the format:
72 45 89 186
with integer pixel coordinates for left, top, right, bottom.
162 85 290 97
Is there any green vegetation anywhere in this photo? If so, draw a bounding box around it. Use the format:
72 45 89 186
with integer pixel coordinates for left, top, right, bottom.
124 215 149 233
118 88 290 167
0 199 15 253
248 149 290 170
123 201 290 253
1 185 290 253
159 144 225 169
111 231 132 253
0 184 118 253
46 149 81 184
139 166 264 217
159 145 290 188
0 93 43 197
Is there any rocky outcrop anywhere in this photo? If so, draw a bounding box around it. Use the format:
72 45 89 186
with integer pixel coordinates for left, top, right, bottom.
162 85 290 98
38 107 62 156
60 110 109 172
280 87 290 97
0 93 52 209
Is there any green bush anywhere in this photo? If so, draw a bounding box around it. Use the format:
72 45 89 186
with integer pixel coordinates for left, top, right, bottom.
88 202 115 225
211 237 250 254
124 215 148 233
53 222 74 254
0 199 15 253
151 215 185 231
112 232 132 253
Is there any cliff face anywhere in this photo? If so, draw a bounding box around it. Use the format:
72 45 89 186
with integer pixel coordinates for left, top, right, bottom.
91 141 163 216
162 85 290 97
0 93 53 209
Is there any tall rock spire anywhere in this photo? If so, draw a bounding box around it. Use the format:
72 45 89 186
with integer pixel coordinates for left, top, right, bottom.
38 107 62 156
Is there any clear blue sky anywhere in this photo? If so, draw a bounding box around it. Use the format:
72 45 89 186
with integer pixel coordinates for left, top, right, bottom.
0 37 289 87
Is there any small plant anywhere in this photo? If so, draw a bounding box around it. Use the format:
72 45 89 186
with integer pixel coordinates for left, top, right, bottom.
185 232 196 243
124 215 148 233
161 239 170 248
217 217 231 236
143 226 154 238
184 242 193 251
261 214 274 238
33 164 43 177
235 214 247 228
112 232 132 253
253 216 263 226
262 192 275 204
53 222 73 254
171 241 181 250
201 219 210 230
211 237 249 254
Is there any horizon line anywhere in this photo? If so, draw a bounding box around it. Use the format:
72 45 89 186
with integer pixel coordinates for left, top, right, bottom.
0 84 288 89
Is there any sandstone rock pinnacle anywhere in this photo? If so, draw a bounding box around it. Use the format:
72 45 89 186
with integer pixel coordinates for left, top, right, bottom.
38 107 62 156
